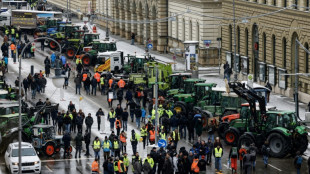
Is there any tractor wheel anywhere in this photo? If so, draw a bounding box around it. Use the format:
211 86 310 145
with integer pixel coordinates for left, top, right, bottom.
174 102 187 115
49 40 58 50
218 122 229 139
297 135 308 155
65 47 76 59
222 110 238 117
238 134 255 149
44 143 55 157
82 54 91 66
224 129 239 146
267 133 290 158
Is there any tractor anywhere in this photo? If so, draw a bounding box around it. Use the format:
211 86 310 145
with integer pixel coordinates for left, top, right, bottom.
223 82 308 158
33 18 64 38
31 124 72 157
166 72 192 97
48 24 80 50
78 40 117 66
166 78 206 100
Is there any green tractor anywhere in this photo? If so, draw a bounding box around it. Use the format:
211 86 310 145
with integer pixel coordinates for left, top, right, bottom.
78 40 117 66
122 54 151 74
167 78 205 99
33 18 64 38
223 82 308 158
166 72 192 97
64 32 100 59
48 24 81 50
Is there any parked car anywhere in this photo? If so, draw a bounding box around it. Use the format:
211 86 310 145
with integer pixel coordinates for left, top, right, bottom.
4 142 41 174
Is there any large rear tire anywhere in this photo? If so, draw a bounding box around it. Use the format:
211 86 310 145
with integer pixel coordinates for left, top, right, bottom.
82 54 92 66
65 47 76 59
267 133 290 158
44 142 55 157
218 122 229 139
174 102 187 115
224 129 239 146
49 40 58 50
238 134 255 149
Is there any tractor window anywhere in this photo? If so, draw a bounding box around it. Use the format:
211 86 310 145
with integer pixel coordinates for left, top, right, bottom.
0 94 8 99
184 82 193 94
280 113 297 128
0 108 6 115
171 76 179 89
266 113 277 130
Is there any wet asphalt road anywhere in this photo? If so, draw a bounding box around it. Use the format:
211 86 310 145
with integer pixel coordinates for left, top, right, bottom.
0 32 309 174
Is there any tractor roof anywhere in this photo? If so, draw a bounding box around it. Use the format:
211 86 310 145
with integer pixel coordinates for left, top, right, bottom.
0 113 27 118
33 124 54 129
85 33 100 35
0 90 8 95
0 102 19 108
170 72 192 76
184 78 205 82
93 39 116 43
0 100 18 105
267 110 295 114
195 83 217 87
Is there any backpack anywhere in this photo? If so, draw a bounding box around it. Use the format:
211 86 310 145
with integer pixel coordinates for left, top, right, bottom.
296 156 303 165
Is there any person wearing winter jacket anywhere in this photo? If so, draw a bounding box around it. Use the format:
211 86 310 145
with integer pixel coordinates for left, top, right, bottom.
261 141 270 168
127 99 136 122
96 108 104 131
122 108 128 131
62 131 71 158
162 156 174 174
84 77 91 95
85 113 93 133
91 77 97 96
135 105 142 128
115 104 123 119
75 132 83 158
179 113 188 139
229 146 239 174
170 115 179 131
76 113 84 133
142 158 152 174
117 89 123 106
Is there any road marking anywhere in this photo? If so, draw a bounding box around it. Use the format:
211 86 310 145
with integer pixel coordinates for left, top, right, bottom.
41 157 95 163
45 165 53 172
268 164 282 172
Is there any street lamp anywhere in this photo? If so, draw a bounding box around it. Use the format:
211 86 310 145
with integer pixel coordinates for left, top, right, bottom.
18 37 61 174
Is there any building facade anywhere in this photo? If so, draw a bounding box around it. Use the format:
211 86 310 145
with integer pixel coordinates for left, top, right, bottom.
47 0 96 15
221 0 310 102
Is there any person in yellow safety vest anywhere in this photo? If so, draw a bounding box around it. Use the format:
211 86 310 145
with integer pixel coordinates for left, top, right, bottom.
172 129 180 148
100 76 105 95
191 156 200 173
108 108 116 131
159 129 166 140
165 109 173 118
114 157 119 173
15 32 19 40
113 137 121 157
140 125 147 149
145 154 155 168
92 136 101 161
102 136 112 161
132 152 142 173
75 58 82 64
151 108 156 125
5 28 9 36
91 158 99 173
214 145 223 172
11 27 15 38
158 105 164 117
123 153 129 171
118 157 127 174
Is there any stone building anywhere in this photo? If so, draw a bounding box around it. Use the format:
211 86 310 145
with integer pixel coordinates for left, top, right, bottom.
221 0 310 102
47 0 96 16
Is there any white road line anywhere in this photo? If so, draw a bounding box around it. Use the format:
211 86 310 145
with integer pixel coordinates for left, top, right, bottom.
45 165 53 172
41 157 95 163
268 164 282 172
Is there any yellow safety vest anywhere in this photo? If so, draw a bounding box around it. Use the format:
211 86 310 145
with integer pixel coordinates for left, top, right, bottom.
214 148 223 157
113 141 119 149
100 77 105 85
15 33 19 38
173 131 180 140
146 158 154 168
11 28 15 34
5 29 9 35
140 128 147 136
123 157 129 167
109 111 116 118
103 141 110 149
151 109 156 120
158 108 164 117
114 161 118 172
93 140 101 150
166 110 173 118
159 132 166 140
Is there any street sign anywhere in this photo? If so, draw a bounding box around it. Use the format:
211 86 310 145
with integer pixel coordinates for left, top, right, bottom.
204 40 211 48
173 55 176 60
158 139 167 148
147 43 153 49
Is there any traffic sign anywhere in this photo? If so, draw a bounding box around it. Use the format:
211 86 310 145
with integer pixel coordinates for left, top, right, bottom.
147 43 153 49
158 139 167 148
173 55 176 60
204 40 211 48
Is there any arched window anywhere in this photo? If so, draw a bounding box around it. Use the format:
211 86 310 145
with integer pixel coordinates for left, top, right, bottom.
272 35 276 65
196 22 199 41
264 0 267 4
307 0 309 11
263 33 266 62
283 0 287 7
245 28 248 56
295 0 298 9
182 18 185 41
305 43 309 73
229 25 232 51
273 0 276 5
237 26 240 54
189 21 192 40
282 38 287 68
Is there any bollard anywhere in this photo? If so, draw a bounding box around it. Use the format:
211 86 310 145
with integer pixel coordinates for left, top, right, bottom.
31 65 34 75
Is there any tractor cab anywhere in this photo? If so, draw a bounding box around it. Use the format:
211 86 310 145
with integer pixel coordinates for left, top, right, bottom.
123 55 150 74
166 73 192 97
83 33 100 46
0 102 19 115
144 61 172 90
183 78 206 94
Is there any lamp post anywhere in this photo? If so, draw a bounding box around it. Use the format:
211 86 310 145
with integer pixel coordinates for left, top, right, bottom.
18 37 61 174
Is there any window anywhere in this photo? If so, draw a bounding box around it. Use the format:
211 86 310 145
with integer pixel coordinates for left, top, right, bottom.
284 0 287 7
272 35 276 65
229 25 232 51
283 38 287 68
196 22 200 41
245 28 248 56
263 33 266 62
237 26 240 54
307 0 310 11
295 0 298 9
273 0 276 6
305 43 309 73
264 0 267 4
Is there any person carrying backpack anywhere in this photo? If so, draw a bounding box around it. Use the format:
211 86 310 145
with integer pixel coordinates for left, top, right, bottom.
229 146 238 174
294 151 303 174
261 141 270 168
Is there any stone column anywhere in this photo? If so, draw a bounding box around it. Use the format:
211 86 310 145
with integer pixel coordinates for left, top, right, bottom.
137 12 144 44
125 8 132 39
131 11 138 40
150 12 158 50
112 0 120 35
156 0 168 52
